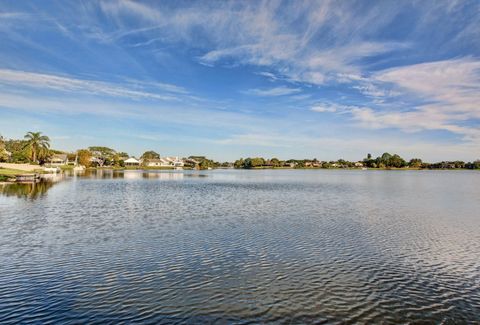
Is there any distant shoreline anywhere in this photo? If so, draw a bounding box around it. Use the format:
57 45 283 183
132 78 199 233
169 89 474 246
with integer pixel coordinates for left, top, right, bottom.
80 166 476 171
1 166 477 185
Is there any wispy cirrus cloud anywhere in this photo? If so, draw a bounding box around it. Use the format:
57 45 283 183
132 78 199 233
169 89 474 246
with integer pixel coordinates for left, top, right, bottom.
310 103 357 113
244 86 301 97
98 1 409 85
0 69 187 101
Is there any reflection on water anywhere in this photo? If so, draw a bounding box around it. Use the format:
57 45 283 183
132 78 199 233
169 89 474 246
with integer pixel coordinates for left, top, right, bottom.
0 170 479 323
78 169 198 180
0 170 205 199
0 181 55 199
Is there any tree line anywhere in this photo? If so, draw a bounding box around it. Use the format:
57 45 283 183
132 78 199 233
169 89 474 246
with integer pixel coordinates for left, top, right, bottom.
1 133 479 170
0 132 224 169
234 153 480 169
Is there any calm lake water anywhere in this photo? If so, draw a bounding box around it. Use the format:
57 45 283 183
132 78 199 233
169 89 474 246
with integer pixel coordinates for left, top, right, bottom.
0 169 479 323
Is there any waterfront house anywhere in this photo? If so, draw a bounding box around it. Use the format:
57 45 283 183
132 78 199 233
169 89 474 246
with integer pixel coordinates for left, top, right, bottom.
48 154 68 166
143 157 184 168
90 156 103 167
165 156 184 167
143 158 171 167
124 157 141 167
355 162 364 167
144 158 163 167
303 160 321 168
184 158 200 169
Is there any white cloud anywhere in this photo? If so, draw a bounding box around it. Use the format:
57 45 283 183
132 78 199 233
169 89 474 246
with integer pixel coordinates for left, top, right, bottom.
244 86 301 97
98 1 407 86
311 105 338 113
349 58 480 141
0 69 187 101
375 58 480 114
310 103 359 114
256 71 281 81
0 92 271 133
352 83 396 99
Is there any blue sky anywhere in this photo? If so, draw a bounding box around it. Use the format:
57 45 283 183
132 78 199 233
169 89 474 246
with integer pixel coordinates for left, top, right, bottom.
0 0 479 161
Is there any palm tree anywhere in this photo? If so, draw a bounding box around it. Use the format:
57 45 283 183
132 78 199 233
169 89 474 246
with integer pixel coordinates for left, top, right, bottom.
23 132 50 163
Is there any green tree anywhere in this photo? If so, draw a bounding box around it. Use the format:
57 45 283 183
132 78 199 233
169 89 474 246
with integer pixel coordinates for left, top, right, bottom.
321 161 331 168
376 152 407 168
250 157 265 167
4 139 29 162
234 158 244 169
243 158 253 169
117 152 129 159
377 152 392 166
77 149 92 167
337 159 347 167
199 159 213 169
389 154 406 168
141 150 160 160
409 158 422 168
270 157 280 167
0 135 8 162
23 131 50 163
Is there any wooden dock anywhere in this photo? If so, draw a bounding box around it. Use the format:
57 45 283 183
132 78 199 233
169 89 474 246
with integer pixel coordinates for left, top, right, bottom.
15 173 40 182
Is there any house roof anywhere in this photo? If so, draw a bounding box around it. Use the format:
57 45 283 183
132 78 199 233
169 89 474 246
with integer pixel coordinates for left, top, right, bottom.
51 154 67 160
124 157 140 163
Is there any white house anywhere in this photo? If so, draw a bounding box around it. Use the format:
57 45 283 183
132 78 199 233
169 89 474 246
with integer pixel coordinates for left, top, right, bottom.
124 157 141 167
165 156 184 167
143 158 167 167
143 157 184 168
48 154 68 166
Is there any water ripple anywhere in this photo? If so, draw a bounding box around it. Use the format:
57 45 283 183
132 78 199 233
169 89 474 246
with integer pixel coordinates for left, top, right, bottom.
0 170 479 323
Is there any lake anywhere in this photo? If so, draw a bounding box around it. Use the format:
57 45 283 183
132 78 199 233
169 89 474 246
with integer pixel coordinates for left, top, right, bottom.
0 169 479 323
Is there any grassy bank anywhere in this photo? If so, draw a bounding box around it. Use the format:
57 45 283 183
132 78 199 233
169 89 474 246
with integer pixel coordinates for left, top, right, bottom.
0 168 28 176
0 168 27 181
